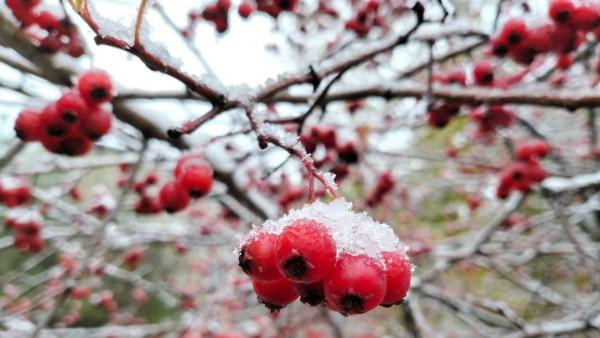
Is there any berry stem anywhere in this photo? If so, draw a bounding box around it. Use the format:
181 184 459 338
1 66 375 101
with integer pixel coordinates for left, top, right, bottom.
134 0 149 49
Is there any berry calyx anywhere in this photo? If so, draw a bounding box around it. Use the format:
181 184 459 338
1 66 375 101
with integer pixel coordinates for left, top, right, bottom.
291 280 326 307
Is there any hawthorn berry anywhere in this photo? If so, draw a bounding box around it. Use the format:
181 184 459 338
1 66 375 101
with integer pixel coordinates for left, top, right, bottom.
238 1 253 18
14 110 41 142
499 19 527 47
239 231 284 283
572 3 600 31
56 91 88 124
176 159 213 198
70 286 92 299
56 129 94 156
77 70 113 105
324 254 386 315
251 278 299 312
40 103 71 138
159 181 190 213
78 107 112 141
549 0 575 25
274 219 336 284
473 62 494 86
380 251 411 307
134 195 162 214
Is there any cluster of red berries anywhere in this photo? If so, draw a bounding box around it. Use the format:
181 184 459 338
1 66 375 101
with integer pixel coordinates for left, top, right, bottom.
300 125 359 165
14 71 114 156
491 0 600 66
6 0 85 57
0 176 32 208
160 154 213 213
345 0 385 37
468 105 515 138
366 171 395 207
238 200 411 315
5 210 44 253
198 0 231 33
245 0 299 19
427 67 488 128
496 140 549 198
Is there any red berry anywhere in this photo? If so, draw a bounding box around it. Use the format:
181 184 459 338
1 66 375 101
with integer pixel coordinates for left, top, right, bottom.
56 91 89 124
531 140 550 157
238 2 253 18
515 143 534 161
57 129 94 156
134 195 162 214
35 11 61 32
78 107 112 140
77 71 113 105
14 109 41 141
176 159 213 198
159 181 190 213
473 62 494 86
324 254 386 315
291 280 326 306
239 231 284 283
251 278 298 312
39 33 64 53
40 103 71 138
572 3 600 31
380 251 411 307
556 54 573 70
274 219 336 284
549 0 575 25
499 19 527 47
445 70 467 86
311 125 337 148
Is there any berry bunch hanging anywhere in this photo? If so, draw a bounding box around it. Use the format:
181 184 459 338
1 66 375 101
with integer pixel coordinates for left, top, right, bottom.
159 154 214 213
490 0 600 66
14 70 114 156
237 199 412 315
496 140 549 199
0 176 32 208
6 0 86 57
5 209 44 253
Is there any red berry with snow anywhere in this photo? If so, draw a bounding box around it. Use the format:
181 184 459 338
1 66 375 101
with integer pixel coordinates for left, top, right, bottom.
274 219 336 284
239 231 284 283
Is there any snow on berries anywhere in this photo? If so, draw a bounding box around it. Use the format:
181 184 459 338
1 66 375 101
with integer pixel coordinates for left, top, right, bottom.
237 198 412 315
13 70 114 156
